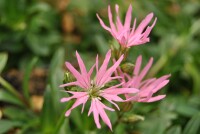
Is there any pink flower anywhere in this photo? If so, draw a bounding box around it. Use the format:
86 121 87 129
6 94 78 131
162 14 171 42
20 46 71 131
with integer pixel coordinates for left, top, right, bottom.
97 4 157 48
116 55 170 102
60 50 139 130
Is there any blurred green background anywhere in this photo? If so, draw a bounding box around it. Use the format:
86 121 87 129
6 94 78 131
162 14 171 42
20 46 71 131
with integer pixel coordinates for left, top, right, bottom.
0 0 200 133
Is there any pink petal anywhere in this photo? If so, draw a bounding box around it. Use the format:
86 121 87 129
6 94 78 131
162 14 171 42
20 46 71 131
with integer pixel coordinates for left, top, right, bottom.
100 93 122 110
98 54 124 86
96 14 111 32
147 95 166 102
65 62 88 89
95 99 113 131
142 17 157 39
88 64 95 82
139 57 153 80
134 55 142 76
115 4 123 32
108 5 118 38
96 50 112 86
60 91 88 102
101 93 123 102
130 18 137 35
59 81 78 88
152 80 169 93
90 99 101 128
124 5 132 30
76 51 90 87
103 87 139 95
135 13 154 35
65 95 89 116
76 51 87 76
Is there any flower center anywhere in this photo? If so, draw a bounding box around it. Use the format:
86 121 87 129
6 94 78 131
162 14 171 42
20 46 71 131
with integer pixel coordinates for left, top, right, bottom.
88 87 101 99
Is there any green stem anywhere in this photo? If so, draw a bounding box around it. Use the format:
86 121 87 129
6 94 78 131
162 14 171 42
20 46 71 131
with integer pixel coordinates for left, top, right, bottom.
54 101 73 133
113 111 124 130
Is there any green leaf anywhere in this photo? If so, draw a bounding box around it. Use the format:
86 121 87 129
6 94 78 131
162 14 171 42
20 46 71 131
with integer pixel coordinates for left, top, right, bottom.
175 103 199 117
22 56 38 101
3 106 34 121
94 34 109 55
166 126 181 134
183 113 200 134
40 86 56 134
57 119 72 134
20 117 40 134
0 89 24 107
54 101 73 134
48 47 65 114
0 119 22 134
0 52 8 74
184 62 200 94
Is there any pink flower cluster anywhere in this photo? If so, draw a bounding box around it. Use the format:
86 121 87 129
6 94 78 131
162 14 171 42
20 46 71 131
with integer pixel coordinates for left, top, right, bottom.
97 4 157 48
60 4 170 131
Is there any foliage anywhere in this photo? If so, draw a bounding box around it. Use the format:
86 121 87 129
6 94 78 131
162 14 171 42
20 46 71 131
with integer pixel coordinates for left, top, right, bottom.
0 0 200 133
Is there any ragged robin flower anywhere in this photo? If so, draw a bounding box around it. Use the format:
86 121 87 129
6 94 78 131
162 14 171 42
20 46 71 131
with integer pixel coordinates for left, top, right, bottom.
115 55 170 103
97 4 157 48
60 50 139 130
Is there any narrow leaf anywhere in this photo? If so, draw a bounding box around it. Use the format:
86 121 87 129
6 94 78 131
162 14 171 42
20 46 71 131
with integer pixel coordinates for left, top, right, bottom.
0 89 24 107
0 52 8 74
0 119 22 134
22 56 38 101
183 113 200 134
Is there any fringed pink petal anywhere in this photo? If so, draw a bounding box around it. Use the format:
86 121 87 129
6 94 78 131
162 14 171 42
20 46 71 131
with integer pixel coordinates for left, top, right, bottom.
98 54 124 86
134 13 154 35
138 57 153 80
90 99 101 129
134 55 142 76
96 50 111 86
124 5 132 30
59 81 78 88
96 99 113 131
115 4 123 32
147 95 166 102
142 17 157 39
108 5 118 38
152 80 169 93
65 62 88 89
130 18 137 35
102 95 120 110
96 14 111 32
76 51 90 87
65 95 89 116
103 87 139 95
60 91 88 102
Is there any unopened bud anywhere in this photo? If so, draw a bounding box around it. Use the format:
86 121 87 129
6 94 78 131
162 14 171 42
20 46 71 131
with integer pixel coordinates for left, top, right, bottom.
121 63 135 74
121 114 144 123
63 71 75 90
120 101 133 112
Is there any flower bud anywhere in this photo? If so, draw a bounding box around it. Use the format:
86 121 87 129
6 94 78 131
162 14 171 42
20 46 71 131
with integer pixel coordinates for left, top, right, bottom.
121 114 144 123
63 71 75 91
121 62 135 74
120 101 133 112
